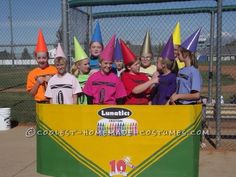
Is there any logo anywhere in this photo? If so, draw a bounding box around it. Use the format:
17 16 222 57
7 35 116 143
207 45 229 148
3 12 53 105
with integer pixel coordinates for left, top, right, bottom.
98 108 132 119
97 108 137 136
109 156 136 177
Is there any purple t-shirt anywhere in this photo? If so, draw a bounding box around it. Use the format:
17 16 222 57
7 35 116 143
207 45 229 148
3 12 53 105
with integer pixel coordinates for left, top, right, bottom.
83 71 127 104
152 72 176 105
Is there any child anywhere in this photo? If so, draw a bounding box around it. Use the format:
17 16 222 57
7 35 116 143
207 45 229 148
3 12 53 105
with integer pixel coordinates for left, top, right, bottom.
83 35 127 105
45 43 82 104
152 35 177 105
71 37 96 104
113 38 125 77
139 32 157 79
26 29 57 103
120 39 158 105
170 29 202 105
89 21 103 70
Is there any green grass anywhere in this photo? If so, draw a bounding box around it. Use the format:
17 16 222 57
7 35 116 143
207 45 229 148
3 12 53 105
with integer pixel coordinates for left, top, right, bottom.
198 60 236 66
0 66 35 89
201 71 235 86
0 92 35 123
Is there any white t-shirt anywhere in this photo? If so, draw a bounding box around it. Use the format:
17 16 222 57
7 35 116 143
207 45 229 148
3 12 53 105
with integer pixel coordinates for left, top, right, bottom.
45 73 82 104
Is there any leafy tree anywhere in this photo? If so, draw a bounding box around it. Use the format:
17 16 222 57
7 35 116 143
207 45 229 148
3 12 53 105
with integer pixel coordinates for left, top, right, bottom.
0 50 15 59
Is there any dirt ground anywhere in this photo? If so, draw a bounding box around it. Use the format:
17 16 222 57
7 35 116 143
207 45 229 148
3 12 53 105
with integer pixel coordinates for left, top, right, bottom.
0 126 235 177
199 65 236 93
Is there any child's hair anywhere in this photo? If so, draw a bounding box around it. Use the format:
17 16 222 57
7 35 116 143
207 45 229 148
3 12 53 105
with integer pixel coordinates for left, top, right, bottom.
180 48 198 68
54 57 67 65
71 62 79 76
124 57 139 71
159 57 177 73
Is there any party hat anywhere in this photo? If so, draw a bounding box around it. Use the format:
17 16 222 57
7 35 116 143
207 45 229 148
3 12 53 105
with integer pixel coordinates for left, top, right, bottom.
181 28 201 52
113 38 123 61
172 22 181 45
91 21 103 44
35 29 48 53
161 35 175 61
55 43 66 59
140 31 152 56
100 35 116 61
74 37 89 62
120 39 136 65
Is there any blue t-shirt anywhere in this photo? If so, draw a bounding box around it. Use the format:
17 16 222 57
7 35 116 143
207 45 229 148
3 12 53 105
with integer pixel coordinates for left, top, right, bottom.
90 56 99 70
176 66 202 104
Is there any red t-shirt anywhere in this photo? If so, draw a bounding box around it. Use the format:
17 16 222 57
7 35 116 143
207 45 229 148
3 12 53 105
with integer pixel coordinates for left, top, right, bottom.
121 71 150 105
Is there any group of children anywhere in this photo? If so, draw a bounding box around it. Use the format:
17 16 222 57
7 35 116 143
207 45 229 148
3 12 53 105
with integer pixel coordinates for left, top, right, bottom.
26 22 202 105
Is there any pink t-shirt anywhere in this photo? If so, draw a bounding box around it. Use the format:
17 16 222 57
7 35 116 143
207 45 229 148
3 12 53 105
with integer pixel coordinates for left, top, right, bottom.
45 73 82 104
83 71 127 104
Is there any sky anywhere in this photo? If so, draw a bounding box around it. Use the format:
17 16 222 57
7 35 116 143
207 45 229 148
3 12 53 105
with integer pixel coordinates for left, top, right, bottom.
1 0 236 55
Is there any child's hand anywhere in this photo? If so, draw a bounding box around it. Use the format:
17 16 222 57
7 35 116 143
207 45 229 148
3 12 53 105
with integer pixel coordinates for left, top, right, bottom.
36 76 45 84
151 72 159 84
45 75 52 82
170 93 179 103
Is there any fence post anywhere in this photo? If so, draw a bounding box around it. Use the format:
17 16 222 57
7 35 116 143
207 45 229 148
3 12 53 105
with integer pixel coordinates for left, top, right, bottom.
215 0 222 149
208 11 215 103
8 0 14 66
62 0 70 69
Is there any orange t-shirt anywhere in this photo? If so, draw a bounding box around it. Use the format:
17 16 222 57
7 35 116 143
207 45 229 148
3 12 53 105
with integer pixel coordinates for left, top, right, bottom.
26 66 57 101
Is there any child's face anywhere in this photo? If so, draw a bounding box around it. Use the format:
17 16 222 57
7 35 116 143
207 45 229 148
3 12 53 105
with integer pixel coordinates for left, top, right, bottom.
99 60 113 74
89 42 103 57
156 57 164 72
130 60 140 74
174 45 180 58
55 60 67 75
114 60 123 70
78 59 90 74
178 49 185 62
36 52 48 69
140 53 152 68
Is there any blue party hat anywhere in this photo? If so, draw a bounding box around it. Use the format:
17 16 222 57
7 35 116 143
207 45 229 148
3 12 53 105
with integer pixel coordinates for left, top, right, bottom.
113 39 123 61
91 21 103 44
181 28 201 52
161 35 175 61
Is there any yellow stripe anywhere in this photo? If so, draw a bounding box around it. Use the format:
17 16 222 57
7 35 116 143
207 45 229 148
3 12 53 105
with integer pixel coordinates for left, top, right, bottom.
130 114 201 176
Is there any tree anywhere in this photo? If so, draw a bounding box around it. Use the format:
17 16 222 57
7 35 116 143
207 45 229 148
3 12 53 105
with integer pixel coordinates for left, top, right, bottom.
20 48 32 59
0 50 11 59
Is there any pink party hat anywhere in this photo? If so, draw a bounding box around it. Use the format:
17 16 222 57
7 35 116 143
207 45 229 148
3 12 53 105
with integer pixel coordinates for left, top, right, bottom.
100 35 116 61
55 43 66 59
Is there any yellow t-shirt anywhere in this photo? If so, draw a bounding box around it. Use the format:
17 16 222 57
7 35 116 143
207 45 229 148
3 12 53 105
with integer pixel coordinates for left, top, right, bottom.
176 59 185 70
140 64 157 78
26 66 57 101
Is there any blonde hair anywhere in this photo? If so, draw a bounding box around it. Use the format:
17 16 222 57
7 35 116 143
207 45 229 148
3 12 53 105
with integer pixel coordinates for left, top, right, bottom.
159 57 177 72
54 57 67 65
71 62 79 76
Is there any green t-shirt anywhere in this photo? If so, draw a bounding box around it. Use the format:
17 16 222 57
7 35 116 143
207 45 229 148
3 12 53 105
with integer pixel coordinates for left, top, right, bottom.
77 74 89 104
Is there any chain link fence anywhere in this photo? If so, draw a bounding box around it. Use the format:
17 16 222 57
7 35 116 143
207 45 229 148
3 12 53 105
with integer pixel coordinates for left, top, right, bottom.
0 0 235 148
0 0 61 122
68 0 236 149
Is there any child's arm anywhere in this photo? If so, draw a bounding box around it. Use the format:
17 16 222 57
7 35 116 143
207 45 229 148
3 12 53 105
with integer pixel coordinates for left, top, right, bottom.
72 94 78 104
170 91 200 103
132 73 159 94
